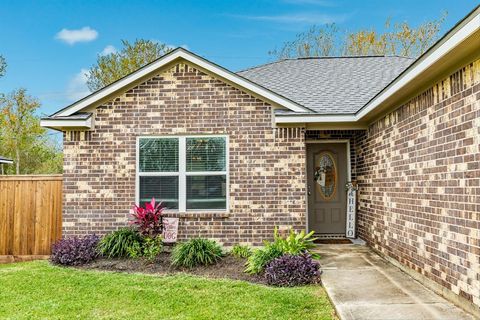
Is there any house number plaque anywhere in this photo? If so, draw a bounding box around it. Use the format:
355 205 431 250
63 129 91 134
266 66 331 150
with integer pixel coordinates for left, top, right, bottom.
346 182 358 238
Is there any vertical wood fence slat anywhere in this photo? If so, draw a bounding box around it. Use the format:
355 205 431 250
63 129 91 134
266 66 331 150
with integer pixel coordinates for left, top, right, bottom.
0 181 7 255
0 175 62 261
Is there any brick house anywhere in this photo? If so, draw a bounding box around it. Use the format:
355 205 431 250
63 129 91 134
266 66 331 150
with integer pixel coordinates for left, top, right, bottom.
42 7 479 314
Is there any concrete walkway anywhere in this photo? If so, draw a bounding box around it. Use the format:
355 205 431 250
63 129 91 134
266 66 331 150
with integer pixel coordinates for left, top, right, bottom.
317 244 475 320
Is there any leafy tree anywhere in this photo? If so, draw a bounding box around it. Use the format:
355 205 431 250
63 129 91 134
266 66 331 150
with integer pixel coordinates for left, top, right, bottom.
0 55 6 78
270 25 339 59
270 13 446 59
270 24 339 58
0 88 62 174
86 39 173 91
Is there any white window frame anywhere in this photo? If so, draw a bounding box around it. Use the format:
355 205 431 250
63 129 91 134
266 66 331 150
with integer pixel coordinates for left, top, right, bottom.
136 135 229 213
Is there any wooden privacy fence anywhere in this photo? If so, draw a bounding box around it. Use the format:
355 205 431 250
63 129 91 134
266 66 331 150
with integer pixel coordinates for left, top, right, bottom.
0 175 62 263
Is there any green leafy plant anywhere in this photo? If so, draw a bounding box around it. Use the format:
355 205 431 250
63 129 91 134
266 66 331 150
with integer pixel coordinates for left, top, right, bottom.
127 236 163 262
98 227 143 258
141 236 163 262
171 238 224 268
126 241 142 259
245 227 319 275
230 244 252 259
245 242 284 275
273 227 320 259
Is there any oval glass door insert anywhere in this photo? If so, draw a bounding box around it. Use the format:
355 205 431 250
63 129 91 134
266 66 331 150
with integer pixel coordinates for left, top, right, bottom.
314 152 337 200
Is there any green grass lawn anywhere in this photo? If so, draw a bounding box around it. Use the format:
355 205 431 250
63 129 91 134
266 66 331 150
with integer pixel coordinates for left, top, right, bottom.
0 261 335 320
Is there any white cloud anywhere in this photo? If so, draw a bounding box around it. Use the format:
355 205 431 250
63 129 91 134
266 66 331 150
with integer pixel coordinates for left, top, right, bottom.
235 12 347 24
100 45 117 56
66 69 91 101
55 27 98 45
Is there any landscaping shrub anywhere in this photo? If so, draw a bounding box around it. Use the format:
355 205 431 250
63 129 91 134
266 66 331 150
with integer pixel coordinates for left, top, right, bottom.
245 227 319 275
171 238 223 268
127 236 163 262
130 198 164 237
273 227 320 259
230 244 252 259
245 242 284 275
98 227 143 258
265 253 320 287
51 235 100 266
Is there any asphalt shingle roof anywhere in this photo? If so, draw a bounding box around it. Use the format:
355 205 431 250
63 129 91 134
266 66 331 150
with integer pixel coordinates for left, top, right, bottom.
237 56 414 114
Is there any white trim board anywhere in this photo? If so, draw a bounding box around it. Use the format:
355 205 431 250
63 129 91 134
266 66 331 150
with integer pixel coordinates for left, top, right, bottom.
39 117 92 130
53 48 309 118
275 114 357 124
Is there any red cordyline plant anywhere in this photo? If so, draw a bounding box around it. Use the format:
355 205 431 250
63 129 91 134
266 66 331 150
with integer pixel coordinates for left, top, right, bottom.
130 198 164 237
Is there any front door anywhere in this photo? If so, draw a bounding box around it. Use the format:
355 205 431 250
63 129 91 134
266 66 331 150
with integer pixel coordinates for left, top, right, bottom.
307 143 348 235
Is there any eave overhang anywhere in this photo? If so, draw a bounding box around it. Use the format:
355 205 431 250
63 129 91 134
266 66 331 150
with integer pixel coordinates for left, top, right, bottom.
40 114 93 131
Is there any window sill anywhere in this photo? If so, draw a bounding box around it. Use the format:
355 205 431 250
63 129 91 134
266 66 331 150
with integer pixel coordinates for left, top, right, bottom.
163 211 231 219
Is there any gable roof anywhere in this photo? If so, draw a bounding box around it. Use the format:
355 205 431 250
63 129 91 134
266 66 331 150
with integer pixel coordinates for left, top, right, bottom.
42 5 480 130
50 48 311 118
238 56 414 115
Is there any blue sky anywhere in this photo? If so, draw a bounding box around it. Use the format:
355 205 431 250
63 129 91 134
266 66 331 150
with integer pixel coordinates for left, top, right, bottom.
0 0 478 117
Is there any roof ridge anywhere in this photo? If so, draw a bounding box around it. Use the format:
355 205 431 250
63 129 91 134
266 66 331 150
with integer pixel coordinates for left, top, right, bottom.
236 59 288 73
294 55 415 60
237 55 415 73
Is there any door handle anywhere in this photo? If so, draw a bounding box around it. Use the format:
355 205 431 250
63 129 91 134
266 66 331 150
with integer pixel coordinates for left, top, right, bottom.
308 185 311 196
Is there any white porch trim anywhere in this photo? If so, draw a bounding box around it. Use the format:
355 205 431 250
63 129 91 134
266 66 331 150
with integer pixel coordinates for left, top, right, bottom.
39 117 93 130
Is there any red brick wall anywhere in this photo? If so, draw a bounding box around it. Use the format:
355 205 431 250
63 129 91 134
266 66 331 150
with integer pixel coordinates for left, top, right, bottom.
62 61 306 245
356 59 480 309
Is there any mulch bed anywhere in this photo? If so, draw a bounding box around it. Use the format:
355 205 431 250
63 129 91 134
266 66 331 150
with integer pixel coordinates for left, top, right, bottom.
79 253 267 285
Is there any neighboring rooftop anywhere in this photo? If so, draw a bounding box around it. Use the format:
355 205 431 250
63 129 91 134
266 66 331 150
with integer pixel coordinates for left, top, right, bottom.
237 56 414 114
